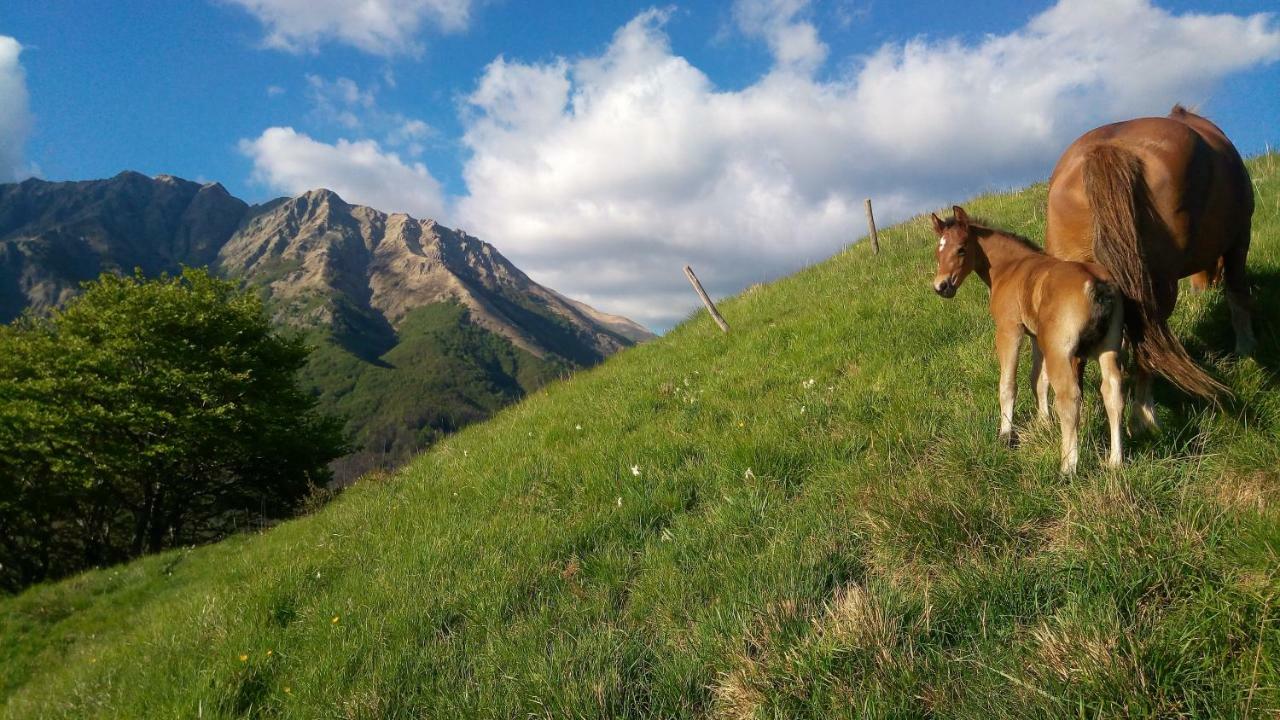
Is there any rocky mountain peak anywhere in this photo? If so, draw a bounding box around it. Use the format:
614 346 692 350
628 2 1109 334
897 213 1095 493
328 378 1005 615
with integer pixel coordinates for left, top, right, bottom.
2 173 652 352
0 173 249 319
218 187 651 360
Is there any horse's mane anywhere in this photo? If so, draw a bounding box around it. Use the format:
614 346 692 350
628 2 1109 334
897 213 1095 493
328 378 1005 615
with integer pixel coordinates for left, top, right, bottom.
937 215 1043 253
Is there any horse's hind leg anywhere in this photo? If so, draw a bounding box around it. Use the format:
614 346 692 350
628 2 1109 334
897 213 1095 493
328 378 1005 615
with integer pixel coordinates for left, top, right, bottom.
1097 330 1125 468
996 328 1024 446
1045 351 1083 474
1030 343 1051 424
1189 257 1223 292
1130 368 1158 435
1222 234 1257 356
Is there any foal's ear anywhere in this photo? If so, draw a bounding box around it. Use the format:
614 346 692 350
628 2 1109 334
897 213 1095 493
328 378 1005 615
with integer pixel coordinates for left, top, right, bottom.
930 213 944 234
952 205 970 227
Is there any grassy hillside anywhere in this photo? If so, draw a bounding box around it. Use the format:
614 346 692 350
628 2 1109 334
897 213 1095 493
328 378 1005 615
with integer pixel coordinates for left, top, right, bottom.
2 153 1278 718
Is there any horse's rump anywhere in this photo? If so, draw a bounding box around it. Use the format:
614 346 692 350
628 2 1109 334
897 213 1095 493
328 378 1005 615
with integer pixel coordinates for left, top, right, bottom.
1082 144 1229 400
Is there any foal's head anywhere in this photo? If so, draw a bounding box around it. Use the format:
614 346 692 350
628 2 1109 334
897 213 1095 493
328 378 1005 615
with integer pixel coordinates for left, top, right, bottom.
930 205 976 298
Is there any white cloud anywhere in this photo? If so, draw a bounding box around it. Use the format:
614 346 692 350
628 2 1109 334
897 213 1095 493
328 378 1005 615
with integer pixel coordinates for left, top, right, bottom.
454 0 1280 330
306 74 376 129
0 36 34 182
303 74 435 153
388 118 432 156
239 127 446 219
224 0 471 56
733 0 828 72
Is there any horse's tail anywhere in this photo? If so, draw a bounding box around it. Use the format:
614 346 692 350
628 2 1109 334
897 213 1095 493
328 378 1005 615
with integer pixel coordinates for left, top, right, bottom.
1082 144 1229 401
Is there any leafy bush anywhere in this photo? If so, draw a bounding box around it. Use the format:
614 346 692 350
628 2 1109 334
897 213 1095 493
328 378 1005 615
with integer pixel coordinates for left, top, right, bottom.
0 268 345 591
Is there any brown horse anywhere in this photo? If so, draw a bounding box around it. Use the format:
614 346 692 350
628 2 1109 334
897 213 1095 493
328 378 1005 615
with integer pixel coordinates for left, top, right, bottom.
1044 105 1254 428
932 206 1124 474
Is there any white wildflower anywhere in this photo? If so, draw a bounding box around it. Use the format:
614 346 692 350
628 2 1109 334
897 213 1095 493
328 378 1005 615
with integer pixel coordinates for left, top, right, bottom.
630 465 641 476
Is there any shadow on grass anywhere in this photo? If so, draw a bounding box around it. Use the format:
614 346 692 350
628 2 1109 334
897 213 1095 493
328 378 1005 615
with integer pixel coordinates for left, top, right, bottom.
1121 267 1280 458
1182 264 1277 362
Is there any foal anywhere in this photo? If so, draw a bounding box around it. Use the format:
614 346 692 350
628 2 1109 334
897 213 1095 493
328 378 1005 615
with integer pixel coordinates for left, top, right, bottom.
931 206 1124 473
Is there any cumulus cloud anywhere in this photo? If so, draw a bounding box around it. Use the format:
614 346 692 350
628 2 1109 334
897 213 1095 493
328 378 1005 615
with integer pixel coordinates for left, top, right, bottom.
0 36 34 182
304 74 435 154
239 127 446 219
455 0 1280 330
224 0 471 55
306 74 376 129
733 0 828 72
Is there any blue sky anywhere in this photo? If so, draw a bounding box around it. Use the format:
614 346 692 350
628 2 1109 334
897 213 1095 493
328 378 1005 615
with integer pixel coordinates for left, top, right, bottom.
1 1 1278 328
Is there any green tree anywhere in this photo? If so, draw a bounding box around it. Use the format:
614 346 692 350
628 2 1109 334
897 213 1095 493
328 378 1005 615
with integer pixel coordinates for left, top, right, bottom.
0 268 346 591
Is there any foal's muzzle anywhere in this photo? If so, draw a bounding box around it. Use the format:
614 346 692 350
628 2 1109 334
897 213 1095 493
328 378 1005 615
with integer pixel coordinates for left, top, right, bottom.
934 278 957 298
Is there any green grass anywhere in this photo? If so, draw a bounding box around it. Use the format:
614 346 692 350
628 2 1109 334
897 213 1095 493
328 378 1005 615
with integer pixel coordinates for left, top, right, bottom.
2 153 1279 718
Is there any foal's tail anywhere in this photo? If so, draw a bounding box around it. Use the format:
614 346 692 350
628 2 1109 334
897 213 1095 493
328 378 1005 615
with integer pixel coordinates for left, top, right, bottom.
1077 280 1120 359
1082 145 1229 401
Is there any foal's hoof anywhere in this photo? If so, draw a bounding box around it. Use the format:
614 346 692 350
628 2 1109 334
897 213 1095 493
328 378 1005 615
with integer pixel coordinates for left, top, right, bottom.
999 431 1019 448
1236 337 1258 358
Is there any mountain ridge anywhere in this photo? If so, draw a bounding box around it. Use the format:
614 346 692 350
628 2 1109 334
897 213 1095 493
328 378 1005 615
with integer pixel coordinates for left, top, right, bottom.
0 171 653 478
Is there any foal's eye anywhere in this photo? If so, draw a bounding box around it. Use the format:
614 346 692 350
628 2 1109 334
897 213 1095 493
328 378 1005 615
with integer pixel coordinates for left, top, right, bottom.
956 248 966 257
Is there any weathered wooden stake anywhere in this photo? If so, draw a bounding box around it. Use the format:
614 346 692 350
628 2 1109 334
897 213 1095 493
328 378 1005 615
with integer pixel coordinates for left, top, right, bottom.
683 265 729 333
864 198 880 254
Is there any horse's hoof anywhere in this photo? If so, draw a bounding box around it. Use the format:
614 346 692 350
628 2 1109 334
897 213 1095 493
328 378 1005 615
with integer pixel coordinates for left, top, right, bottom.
1129 414 1160 437
999 431 1018 448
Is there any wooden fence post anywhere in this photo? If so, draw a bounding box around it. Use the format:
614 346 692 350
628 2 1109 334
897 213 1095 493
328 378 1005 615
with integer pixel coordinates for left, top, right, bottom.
864 198 880 254
683 265 729 333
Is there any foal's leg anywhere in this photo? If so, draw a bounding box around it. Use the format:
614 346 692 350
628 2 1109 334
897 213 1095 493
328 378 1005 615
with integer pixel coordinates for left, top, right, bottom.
1045 350 1083 474
1097 344 1125 468
996 327 1024 446
1030 343 1051 424
1222 236 1257 357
